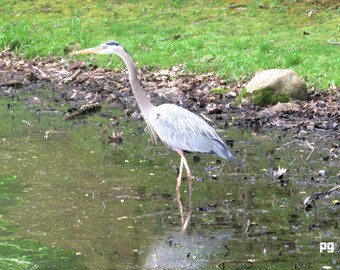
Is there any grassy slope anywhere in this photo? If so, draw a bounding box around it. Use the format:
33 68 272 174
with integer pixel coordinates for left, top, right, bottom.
0 0 339 88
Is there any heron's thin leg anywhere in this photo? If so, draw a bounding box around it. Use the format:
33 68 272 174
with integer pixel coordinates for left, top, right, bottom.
176 190 184 225
181 186 193 234
175 150 193 233
181 154 193 212
176 151 184 191
176 150 193 191
181 154 193 182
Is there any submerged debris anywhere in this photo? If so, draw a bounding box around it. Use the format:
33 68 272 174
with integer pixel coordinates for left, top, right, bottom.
63 102 101 120
303 185 340 211
318 170 327 179
245 219 258 235
264 167 288 185
197 204 217 211
44 126 60 139
108 131 124 144
273 167 288 179
216 259 258 268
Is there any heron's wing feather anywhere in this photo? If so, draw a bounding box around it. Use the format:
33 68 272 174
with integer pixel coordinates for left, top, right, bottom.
151 104 233 160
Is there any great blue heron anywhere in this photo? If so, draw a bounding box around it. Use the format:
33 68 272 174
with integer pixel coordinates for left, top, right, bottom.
72 41 234 191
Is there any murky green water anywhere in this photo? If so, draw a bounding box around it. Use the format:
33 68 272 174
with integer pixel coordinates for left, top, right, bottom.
0 93 338 269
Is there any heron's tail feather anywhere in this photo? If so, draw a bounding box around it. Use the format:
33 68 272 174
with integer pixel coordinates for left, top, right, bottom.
212 139 234 160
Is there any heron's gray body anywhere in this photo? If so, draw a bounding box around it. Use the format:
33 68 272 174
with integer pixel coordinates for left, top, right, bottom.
150 103 233 160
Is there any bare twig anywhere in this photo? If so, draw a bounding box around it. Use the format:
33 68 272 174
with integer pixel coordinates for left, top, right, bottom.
199 112 214 124
217 259 258 267
32 66 48 80
279 140 300 148
306 148 315 161
0 80 23 87
21 120 32 127
327 40 340 45
303 185 340 211
305 141 315 161
202 90 212 100
288 158 296 166
63 69 82 82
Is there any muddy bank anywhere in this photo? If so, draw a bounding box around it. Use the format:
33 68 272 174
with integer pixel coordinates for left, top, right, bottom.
0 50 339 140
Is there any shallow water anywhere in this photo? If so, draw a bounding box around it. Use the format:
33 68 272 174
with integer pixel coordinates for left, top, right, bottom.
0 93 339 269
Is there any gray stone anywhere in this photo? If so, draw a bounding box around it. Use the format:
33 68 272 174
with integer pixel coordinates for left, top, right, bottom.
271 102 301 112
246 69 308 106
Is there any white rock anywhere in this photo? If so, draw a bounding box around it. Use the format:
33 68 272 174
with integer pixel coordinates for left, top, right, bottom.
246 69 308 105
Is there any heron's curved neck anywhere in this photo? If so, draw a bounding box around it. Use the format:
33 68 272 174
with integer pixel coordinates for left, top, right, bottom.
118 50 154 113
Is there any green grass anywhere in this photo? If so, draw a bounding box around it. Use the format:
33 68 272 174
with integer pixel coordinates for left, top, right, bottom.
0 0 339 88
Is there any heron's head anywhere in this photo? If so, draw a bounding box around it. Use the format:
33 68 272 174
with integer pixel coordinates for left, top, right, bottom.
71 40 126 56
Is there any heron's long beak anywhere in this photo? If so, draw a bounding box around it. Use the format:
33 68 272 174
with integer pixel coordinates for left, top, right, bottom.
71 47 101 55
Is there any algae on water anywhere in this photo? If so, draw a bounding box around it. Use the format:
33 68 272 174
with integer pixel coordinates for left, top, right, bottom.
0 175 88 270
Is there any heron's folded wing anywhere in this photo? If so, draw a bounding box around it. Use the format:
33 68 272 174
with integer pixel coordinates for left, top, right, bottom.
152 104 221 154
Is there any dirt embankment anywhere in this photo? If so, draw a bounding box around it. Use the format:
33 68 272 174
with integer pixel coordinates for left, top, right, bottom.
1 50 339 140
